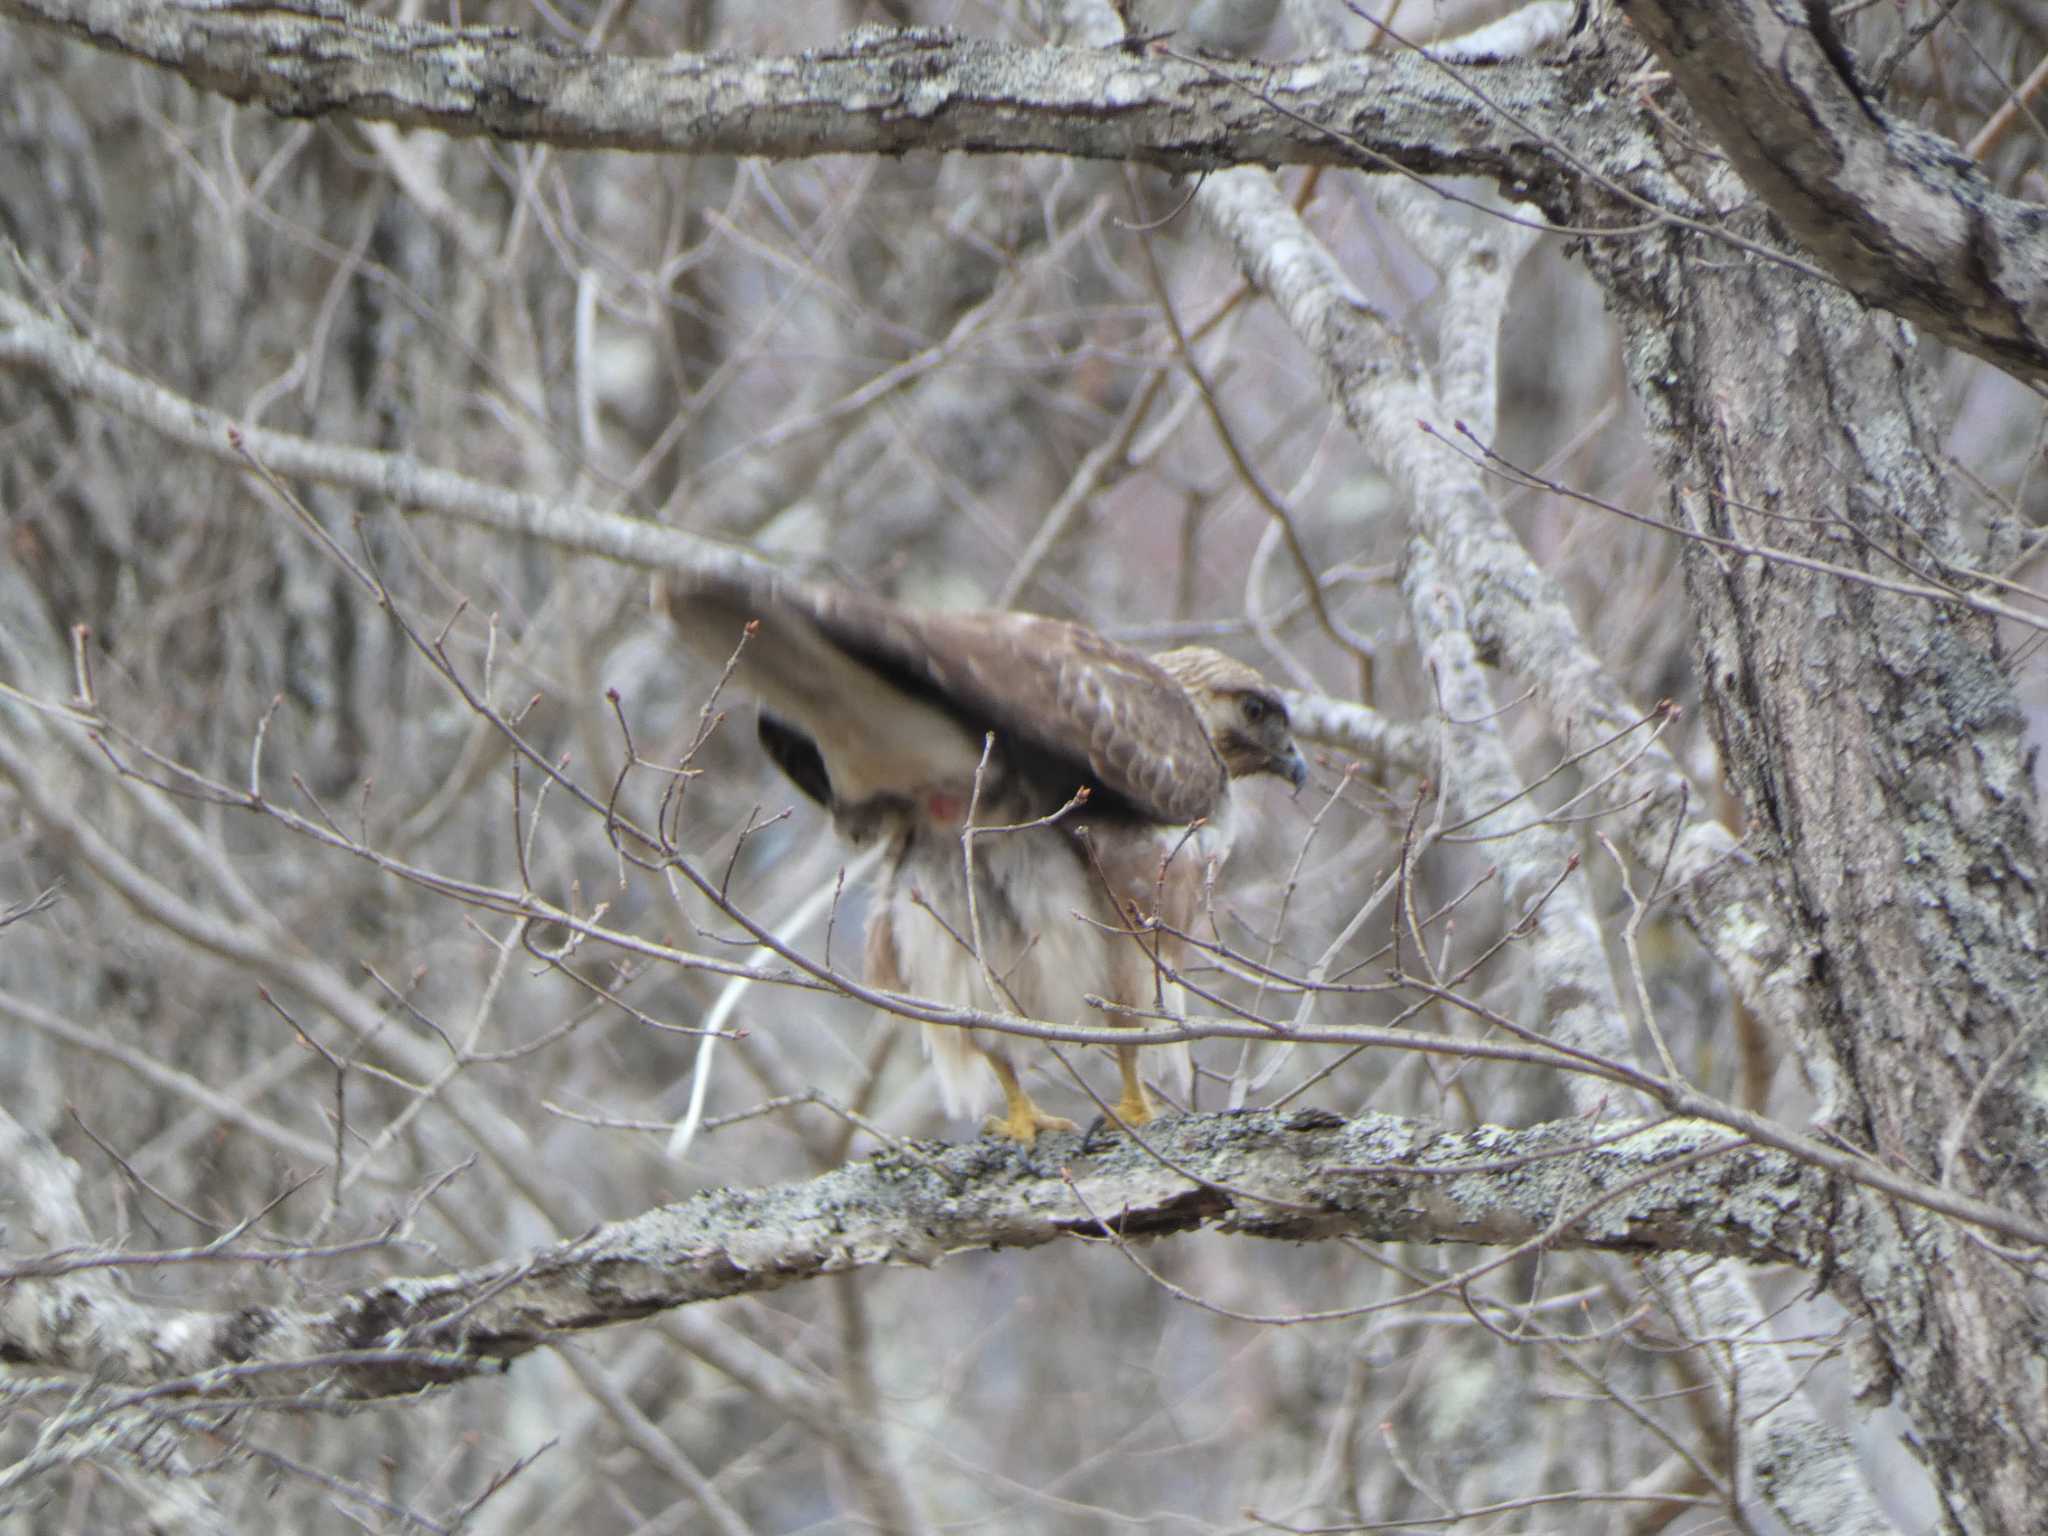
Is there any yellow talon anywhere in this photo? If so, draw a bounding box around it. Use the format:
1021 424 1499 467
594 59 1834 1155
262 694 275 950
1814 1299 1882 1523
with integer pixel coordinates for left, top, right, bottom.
984 1055 1078 1146
983 1103 1080 1146
1108 1093 1155 1127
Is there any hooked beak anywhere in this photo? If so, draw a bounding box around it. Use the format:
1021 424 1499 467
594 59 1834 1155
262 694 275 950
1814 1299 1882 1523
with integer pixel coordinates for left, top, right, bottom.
1277 745 1310 792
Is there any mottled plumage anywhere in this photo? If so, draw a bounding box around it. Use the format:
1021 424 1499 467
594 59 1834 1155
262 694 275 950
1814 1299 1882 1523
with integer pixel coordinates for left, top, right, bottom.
663 564 1307 1143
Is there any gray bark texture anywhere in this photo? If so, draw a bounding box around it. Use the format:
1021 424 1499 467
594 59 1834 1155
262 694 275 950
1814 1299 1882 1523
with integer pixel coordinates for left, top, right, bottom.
2 0 2045 1530
2 1106 1822 1394
1540 25 2048 1534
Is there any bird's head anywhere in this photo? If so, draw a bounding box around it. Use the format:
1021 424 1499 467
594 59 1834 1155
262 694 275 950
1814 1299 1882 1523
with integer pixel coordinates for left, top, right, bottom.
1150 646 1310 790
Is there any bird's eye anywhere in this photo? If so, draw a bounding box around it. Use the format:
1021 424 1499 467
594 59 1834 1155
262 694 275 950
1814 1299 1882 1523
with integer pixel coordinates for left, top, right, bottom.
1240 695 1269 725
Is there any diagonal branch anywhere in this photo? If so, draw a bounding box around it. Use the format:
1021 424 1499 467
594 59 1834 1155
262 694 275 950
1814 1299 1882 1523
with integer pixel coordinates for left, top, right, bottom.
1620 0 2048 386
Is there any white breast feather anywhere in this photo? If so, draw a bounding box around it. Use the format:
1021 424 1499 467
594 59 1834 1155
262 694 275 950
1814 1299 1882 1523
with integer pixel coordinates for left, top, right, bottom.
883 794 1236 1116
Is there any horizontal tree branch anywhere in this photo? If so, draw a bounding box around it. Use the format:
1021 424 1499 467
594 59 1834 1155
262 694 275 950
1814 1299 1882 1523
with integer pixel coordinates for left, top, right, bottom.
0 0 1572 176
1 1105 1822 1402
7 0 2038 414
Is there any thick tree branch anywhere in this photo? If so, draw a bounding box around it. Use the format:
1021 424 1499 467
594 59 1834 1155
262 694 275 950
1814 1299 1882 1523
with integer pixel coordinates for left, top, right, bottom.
1280 689 1436 776
1366 157 1892 1536
1619 0 2048 386
1 1106 1822 1401
1571 15 2048 1529
0 0 1571 177
8 0 2040 396
1176 167 1816 1121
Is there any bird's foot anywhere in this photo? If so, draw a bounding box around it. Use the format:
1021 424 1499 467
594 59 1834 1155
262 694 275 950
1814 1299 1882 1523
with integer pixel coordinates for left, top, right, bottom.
982 1103 1079 1147
1107 1090 1157 1128
1085 1091 1161 1147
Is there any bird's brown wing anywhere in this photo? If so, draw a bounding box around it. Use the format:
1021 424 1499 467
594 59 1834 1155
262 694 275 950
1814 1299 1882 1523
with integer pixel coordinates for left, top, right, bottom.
660 566 1227 825
872 604 1228 825
660 564 984 810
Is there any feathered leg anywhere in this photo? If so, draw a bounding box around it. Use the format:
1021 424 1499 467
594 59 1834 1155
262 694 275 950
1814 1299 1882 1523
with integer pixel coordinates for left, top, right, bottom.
1093 841 1201 1131
984 1051 1077 1146
1111 1042 1157 1127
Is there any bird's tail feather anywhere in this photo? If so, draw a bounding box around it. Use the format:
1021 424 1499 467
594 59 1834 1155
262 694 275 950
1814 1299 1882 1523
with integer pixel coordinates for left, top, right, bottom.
923 1022 992 1118
1157 1038 1195 1103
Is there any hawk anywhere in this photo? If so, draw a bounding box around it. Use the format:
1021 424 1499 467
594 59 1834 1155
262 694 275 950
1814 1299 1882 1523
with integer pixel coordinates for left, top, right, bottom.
662 565 1307 1144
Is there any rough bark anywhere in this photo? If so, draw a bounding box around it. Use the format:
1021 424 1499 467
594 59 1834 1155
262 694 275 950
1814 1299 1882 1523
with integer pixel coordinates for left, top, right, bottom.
1620 0 2048 385
0 0 1572 174
1556 20 2048 1534
2 1104 1823 1400
1180 144 1900 1536
4 0 2045 1528
9 0 2042 387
